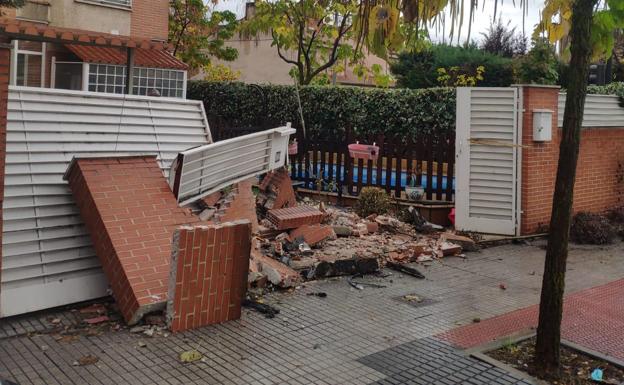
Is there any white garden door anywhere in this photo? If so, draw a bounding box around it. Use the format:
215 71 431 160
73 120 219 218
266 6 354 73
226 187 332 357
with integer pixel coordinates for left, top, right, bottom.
455 87 521 236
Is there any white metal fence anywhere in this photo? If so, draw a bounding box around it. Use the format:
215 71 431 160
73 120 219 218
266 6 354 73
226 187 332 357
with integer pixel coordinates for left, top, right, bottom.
558 93 624 127
1 86 211 317
169 126 295 206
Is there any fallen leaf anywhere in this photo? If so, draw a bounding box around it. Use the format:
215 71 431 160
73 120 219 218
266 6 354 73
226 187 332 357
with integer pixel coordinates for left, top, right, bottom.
84 316 109 325
75 355 99 366
179 350 203 363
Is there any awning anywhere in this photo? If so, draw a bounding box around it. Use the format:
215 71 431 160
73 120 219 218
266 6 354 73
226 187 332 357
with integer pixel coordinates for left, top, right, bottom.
66 45 188 70
0 18 167 50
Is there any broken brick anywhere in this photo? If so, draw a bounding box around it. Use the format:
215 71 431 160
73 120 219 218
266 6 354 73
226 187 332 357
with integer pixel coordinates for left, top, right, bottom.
266 205 324 230
200 191 222 208
354 223 369 236
439 241 462 256
289 224 336 246
365 221 379 233
258 168 297 210
440 233 478 252
250 239 300 287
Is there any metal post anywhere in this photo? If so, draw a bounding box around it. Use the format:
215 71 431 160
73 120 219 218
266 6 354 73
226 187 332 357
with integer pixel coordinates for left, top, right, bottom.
125 47 135 94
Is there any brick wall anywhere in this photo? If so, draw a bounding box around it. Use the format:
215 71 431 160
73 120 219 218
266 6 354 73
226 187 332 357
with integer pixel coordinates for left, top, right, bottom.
131 0 168 41
520 86 624 234
0 40 9 307
65 155 203 324
215 179 259 232
167 221 251 332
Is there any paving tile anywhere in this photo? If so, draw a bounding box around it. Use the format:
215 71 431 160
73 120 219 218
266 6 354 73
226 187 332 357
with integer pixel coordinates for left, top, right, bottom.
1 242 623 384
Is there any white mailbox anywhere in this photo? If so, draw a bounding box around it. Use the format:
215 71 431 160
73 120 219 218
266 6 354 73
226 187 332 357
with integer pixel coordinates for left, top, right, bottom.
533 109 553 142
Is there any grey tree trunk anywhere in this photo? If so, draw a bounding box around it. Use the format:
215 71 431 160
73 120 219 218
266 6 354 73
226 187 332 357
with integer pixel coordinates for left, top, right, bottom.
534 0 598 374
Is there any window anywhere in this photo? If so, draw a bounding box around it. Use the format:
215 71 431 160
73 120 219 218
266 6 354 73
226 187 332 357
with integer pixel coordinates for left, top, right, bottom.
76 0 132 9
54 62 83 90
88 64 126 94
83 63 186 98
12 40 45 87
132 67 185 98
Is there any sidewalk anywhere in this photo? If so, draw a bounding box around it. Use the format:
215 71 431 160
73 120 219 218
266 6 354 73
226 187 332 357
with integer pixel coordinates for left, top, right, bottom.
2 241 623 385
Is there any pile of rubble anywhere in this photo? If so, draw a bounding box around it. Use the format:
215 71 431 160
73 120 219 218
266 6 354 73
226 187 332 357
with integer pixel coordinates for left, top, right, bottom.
248 168 477 288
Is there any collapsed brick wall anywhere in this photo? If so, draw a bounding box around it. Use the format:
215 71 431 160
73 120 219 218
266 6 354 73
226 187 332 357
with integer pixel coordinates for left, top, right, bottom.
65 155 203 324
167 221 251 332
214 179 259 232
521 86 624 234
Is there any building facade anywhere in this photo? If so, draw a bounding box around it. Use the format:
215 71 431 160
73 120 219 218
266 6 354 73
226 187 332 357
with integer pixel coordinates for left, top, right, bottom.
5 0 188 98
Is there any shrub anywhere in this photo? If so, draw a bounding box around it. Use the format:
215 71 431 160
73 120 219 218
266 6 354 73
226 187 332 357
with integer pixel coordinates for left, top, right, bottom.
187 81 456 140
570 212 617 245
355 187 391 217
390 44 514 89
514 38 559 85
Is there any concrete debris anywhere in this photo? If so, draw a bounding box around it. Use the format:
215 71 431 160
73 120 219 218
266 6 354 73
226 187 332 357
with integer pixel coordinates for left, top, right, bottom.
247 167 477 292
289 224 336 246
440 232 479 252
198 208 216 221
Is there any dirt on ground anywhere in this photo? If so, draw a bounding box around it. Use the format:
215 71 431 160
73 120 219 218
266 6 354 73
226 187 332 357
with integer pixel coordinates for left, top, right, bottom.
487 337 624 385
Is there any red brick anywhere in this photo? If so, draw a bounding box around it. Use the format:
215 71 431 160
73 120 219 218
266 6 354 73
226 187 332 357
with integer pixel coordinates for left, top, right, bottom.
65 155 203 324
214 179 259 233
266 206 325 230
289 224 336 246
259 168 297 210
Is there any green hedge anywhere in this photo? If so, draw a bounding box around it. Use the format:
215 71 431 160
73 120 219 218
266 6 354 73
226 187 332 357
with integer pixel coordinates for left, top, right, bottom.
187 81 456 140
587 82 624 98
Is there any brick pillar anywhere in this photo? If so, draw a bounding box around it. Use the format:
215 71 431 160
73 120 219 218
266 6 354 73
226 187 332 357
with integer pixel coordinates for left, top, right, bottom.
0 38 10 311
519 85 561 234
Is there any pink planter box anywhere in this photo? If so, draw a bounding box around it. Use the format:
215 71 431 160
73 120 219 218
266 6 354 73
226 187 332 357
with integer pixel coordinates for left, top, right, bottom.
348 142 379 161
288 142 298 155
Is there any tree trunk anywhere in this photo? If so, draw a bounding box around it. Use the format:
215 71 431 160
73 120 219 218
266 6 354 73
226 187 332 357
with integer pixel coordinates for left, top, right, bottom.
534 0 597 374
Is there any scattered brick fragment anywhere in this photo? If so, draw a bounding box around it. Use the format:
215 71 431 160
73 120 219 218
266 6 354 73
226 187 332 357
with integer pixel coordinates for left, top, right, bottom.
289 224 336 246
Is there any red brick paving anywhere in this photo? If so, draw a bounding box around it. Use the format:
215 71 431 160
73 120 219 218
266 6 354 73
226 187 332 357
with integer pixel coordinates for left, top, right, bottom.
437 278 624 361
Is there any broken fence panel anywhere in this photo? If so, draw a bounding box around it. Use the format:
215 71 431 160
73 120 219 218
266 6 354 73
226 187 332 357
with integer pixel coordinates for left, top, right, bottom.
170 126 296 206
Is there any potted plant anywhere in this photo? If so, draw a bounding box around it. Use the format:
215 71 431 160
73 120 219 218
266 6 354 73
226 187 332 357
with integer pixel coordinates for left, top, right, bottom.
405 173 424 201
348 141 379 161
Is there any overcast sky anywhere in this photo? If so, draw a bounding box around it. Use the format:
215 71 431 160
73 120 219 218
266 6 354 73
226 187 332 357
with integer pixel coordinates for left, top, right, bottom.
213 0 546 45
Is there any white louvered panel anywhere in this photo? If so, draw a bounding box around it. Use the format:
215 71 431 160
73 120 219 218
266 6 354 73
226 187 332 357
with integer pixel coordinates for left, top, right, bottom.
170 126 296 206
1 86 211 317
558 93 624 127
455 87 519 235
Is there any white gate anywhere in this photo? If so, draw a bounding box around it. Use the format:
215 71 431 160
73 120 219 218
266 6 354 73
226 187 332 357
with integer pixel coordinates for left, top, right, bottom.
1 87 211 317
455 87 521 235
